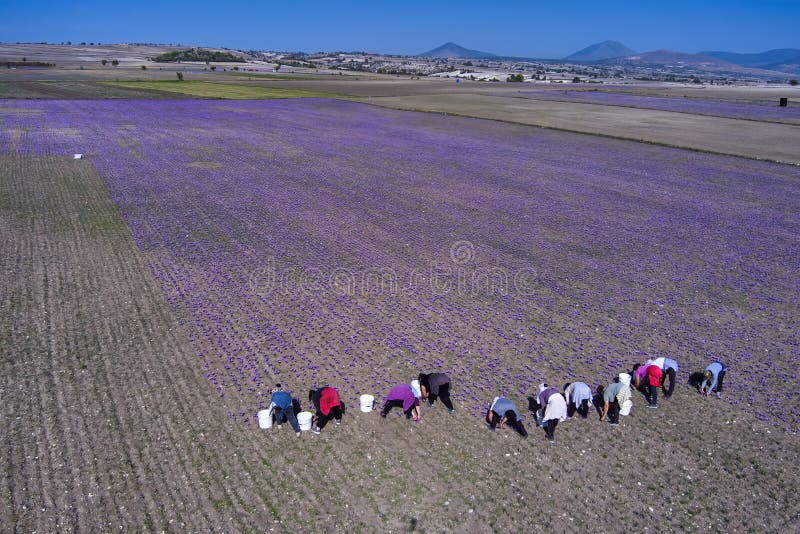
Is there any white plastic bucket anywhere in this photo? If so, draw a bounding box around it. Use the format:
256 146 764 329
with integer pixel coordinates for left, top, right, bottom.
620 400 633 416
257 409 273 429
359 394 375 412
297 411 313 431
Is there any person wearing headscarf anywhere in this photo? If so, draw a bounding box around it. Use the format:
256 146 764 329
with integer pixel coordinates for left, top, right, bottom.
418 372 456 413
600 373 632 426
486 397 528 438
563 381 593 419
381 383 421 421
536 383 567 442
700 361 729 398
308 386 346 434
649 357 679 398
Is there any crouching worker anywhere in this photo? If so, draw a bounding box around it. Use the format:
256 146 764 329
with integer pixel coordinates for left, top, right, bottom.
486 397 528 438
564 381 593 419
600 373 632 426
309 386 345 434
650 357 679 398
269 384 301 436
381 383 421 421
700 361 729 398
536 384 567 442
419 372 455 413
645 363 664 408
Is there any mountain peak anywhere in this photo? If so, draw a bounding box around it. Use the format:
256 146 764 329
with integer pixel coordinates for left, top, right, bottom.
419 42 496 59
565 40 636 61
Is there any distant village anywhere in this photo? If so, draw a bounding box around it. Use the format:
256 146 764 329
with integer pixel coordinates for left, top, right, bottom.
247 50 788 85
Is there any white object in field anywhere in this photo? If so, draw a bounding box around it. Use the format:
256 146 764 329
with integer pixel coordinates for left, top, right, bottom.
257 409 273 429
410 380 421 398
620 399 633 416
73 154 83 159
359 394 375 412
297 411 313 431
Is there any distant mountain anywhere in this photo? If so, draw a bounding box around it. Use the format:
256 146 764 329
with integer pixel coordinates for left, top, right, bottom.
419 42 495 59
604 49 740 69
564 40 636 61
703 48 800 74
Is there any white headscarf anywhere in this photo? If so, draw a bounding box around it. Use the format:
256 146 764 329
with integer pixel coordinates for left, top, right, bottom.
619 373 631 387
410 379 421 398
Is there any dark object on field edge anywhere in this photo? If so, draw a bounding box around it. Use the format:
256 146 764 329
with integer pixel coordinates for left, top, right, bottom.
780 97 788 107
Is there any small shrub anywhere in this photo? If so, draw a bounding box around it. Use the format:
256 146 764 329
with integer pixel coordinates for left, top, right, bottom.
176 72 183 81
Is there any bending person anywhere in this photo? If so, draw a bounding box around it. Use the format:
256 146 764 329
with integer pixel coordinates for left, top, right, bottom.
419 372 456 413
537 384 567 442
269 384 301 436
309 386 345 434
381 383 421 421
563 381 593 419
650 356 679 398
600 374 632 426
700 361 729 398
486 396 527 438
645 363 664 408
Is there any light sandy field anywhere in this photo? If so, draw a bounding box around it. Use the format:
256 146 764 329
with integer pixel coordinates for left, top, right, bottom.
364 93 800 164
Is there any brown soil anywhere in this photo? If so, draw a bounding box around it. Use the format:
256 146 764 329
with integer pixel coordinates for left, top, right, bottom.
363 93 800 164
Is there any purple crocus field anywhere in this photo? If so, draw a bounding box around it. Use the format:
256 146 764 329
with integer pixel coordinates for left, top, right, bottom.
4 98 799 431
520 89 800 122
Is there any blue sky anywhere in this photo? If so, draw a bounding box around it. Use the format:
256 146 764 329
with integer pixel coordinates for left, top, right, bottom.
1 1 797 57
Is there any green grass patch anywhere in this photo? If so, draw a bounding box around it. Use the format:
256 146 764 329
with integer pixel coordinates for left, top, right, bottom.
103 80 340 100
223 71 321 81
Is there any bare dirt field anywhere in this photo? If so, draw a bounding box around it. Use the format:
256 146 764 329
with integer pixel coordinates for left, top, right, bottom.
364 93 800 164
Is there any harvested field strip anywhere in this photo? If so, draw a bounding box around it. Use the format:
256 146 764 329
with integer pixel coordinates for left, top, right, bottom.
0 155 262 530
103 80 342 100
0 80 202 100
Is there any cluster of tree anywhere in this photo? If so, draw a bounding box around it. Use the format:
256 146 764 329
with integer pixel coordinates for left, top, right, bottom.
3 59 54 67
277 59 316 68
101 59 120 66
151 49 245 63
506 73 525 82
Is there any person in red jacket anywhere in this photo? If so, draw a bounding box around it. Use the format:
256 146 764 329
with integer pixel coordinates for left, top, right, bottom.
645 364 663 408
308 387 345 434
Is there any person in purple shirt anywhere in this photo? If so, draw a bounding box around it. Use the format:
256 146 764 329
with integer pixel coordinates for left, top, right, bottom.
381 383 421 421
